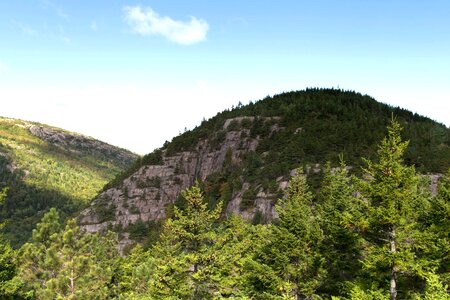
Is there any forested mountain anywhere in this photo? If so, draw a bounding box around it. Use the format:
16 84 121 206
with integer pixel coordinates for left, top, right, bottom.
1 89 449 299
78 89 450 250
0 117 138 247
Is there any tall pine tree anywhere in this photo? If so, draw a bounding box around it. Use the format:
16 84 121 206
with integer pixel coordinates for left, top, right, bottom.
355 119 424 300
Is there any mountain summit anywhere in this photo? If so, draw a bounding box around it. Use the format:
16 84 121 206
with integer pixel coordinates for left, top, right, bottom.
78 89 450 250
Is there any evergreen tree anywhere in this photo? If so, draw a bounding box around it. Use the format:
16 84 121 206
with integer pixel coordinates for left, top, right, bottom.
114 244 155 299
316 161 363 296
430 170 450 284
148 184 223 299
354 119 425 300
18 209 118 299
141 184 264 299
246 169 325 299
416 170 450 291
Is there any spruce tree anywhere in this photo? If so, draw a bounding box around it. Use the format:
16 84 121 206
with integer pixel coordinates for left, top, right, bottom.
148 184 223 299
247 169 325 299
316 161 363 296
355 119 423 300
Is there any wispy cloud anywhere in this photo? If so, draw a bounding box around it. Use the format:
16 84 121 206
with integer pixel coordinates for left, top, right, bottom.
123 6 209 45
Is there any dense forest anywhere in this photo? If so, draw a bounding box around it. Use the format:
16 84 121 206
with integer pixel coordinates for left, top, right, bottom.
1 120 449 299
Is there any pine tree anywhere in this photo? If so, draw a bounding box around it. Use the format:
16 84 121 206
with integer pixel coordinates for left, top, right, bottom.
431 170 450 284
144 184 265 299
148 184 223 299
18 209 118 299
247 169 325 299
416 170 450 291
316 161 363 296
355 119 424 300
114 244 155 299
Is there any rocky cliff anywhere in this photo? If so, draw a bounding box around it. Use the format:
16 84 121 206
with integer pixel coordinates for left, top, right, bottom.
79 117 287 249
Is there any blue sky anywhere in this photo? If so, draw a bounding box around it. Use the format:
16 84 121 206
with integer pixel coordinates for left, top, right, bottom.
1 0 449 154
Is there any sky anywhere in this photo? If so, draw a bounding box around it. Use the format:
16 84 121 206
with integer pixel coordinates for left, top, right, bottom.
0 1 449 154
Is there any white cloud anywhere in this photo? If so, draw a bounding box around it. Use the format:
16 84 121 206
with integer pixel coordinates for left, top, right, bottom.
123 6 209 45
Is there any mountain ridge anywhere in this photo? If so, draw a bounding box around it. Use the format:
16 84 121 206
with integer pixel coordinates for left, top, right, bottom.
0 116 138 247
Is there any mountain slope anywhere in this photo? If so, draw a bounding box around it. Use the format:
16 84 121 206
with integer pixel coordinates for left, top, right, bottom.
79 89 450 249
0 117 138 247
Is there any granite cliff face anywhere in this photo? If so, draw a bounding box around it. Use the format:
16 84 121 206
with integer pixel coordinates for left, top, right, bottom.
79 117 287 249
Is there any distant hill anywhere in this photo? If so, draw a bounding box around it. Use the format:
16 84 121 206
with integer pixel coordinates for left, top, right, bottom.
0 117 138 247
78 88 450 250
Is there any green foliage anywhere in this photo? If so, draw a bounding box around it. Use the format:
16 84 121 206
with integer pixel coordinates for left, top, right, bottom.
148 184 224 298
353 119 434 299
316 161 364 296
240 186 257 210
95 202 117 223
246 170 325 299
118 185 267 299
0 118 137 247
18 209 118 299
0 188 22 299
3 92 450 298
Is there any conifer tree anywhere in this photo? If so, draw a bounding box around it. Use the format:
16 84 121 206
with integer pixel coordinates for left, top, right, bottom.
145 184 263 299
417 170 450 290
247 169 325 299
317 161 363 296
148 184 223 299
18 209 118 299
355 119 424 300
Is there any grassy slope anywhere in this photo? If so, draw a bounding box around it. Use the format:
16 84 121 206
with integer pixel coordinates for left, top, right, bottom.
0 117 138 247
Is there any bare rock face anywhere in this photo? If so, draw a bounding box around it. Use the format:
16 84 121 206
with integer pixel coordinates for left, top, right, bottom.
79 117 284 248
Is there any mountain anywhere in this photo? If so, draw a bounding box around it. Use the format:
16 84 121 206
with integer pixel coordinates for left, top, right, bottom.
0 117 138 247
78 88 450 250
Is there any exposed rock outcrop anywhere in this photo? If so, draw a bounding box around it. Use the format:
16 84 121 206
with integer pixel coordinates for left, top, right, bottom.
28 124 137 168
79 117 286 249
